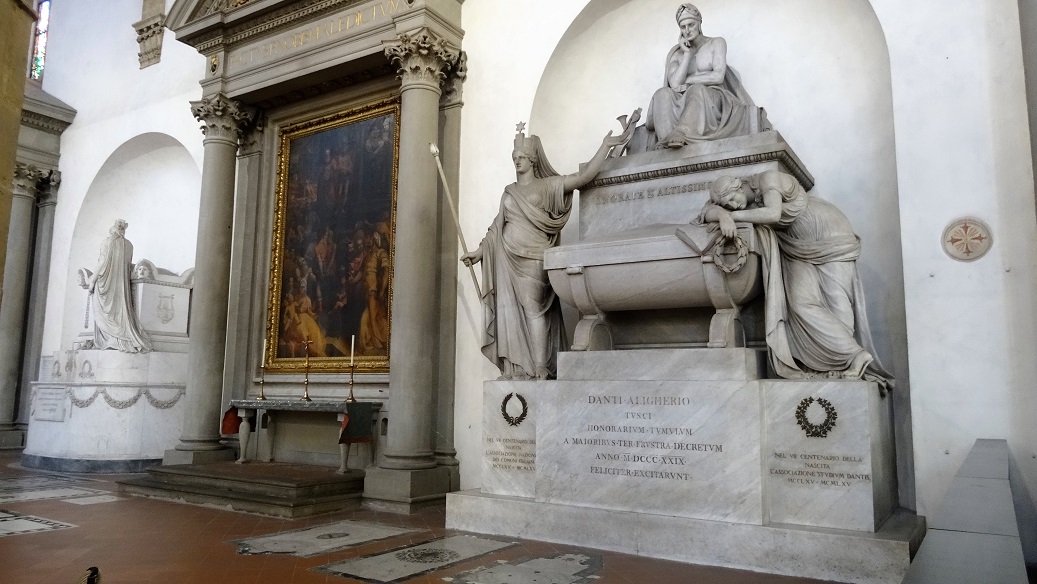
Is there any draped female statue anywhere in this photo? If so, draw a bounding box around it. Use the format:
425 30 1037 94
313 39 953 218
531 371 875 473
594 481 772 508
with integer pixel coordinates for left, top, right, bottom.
647 3 755 148
701 171 892 392
81 219 152 353
462 120 635 379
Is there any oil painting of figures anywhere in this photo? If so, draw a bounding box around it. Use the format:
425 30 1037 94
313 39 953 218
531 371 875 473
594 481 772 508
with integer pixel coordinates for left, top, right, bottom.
268 102 398 371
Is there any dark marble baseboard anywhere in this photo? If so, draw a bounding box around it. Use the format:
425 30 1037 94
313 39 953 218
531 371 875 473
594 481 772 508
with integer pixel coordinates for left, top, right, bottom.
20 454 160 474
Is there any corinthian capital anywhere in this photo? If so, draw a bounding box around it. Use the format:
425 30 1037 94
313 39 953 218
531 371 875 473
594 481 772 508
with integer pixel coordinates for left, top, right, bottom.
190 93 256 144
441 51 468 107
384 28 461 92
12 163 45 200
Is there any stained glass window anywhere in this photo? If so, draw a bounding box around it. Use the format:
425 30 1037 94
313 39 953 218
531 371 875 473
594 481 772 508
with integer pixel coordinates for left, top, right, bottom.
29 0 51 80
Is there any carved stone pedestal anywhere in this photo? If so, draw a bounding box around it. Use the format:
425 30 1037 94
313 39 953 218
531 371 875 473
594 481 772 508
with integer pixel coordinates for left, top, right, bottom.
447 349 921 584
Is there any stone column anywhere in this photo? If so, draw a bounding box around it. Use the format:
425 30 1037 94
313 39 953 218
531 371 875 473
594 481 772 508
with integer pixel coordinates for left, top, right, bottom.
363 28 459 511
165 93 254 464
17 171 59 426
434 53 466 483
0 163 42 447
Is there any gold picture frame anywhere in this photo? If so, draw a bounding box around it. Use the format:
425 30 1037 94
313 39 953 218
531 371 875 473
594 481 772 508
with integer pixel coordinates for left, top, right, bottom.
265 98 399 373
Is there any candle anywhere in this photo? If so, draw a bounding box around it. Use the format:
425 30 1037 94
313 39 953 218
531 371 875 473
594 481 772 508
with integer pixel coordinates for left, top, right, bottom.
350 335 355 366
261 337 267 358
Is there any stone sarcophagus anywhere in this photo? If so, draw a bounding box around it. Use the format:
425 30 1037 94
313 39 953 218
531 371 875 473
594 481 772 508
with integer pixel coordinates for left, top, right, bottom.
545 222 762 351
545 131 812 352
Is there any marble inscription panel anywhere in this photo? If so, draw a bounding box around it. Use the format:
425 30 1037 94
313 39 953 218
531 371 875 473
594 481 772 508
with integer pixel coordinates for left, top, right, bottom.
537 381 763 524
763 380 894 532
482 381 542 498
33 387 66 422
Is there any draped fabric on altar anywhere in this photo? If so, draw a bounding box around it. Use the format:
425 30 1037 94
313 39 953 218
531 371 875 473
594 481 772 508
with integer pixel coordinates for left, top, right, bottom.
477 175 569 377
92 232 151 353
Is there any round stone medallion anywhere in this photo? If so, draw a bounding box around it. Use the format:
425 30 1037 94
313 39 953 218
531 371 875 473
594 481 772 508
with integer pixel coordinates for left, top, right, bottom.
942 218 993 262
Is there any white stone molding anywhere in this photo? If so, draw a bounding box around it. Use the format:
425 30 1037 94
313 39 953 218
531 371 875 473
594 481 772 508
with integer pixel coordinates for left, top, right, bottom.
190 93 256 145
67 385 186 410
440 50 467 108
133 14 165 69
384 28 461 93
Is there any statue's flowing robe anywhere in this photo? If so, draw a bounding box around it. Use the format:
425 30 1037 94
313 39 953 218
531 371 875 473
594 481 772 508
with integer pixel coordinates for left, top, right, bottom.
92 234 151 353
647 38 754 145
749 172 892 390
477 176 569 377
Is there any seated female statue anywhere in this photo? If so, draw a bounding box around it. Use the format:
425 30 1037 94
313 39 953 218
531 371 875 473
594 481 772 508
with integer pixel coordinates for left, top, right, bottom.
647 3 755 148
701 170 893 392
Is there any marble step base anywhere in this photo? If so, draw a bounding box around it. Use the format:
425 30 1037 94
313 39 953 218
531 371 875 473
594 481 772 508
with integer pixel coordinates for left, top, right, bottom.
446 490 925 584
118 462 364 518
0 428 26 450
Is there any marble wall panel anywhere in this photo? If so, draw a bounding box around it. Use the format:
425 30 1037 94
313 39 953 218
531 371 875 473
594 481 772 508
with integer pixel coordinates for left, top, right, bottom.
536 380 763 524
762 380 896 532
482 381 543 498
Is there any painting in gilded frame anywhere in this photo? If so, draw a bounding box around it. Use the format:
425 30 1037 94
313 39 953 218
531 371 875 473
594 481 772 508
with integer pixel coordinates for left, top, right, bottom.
266 99 399 372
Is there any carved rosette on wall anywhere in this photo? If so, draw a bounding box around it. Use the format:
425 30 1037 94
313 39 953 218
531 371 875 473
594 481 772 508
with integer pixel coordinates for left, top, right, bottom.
942 217 993 262
384 28 462 93
190 93 257 145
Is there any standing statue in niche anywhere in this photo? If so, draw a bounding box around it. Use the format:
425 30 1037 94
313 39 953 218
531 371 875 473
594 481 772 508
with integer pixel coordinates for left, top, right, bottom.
79 219 152 353
700 170 892 392
647 3 755 148
462 117 637 380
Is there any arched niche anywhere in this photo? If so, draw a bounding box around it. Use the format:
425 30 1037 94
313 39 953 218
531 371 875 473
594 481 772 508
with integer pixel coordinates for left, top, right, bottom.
59 132 201 350
529 0 914 507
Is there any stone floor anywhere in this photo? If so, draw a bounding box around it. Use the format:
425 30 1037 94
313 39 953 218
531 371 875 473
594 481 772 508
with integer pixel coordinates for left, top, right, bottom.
0 452 836 584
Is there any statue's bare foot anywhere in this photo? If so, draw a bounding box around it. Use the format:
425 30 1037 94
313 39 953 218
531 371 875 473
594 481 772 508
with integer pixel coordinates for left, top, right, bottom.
844 351 874 379
534 366 551 380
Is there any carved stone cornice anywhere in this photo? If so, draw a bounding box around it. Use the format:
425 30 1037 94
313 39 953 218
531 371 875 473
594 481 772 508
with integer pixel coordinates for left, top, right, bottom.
133 14 166 68
190 93 256 144
20 110 72 135
182 0 371 53
384 28 460 92
12 164 45 201
440 50 467 108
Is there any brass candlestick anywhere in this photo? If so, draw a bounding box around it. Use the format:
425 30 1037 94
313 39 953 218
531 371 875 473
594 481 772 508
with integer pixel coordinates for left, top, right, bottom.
257 365 267 400
346 363 356 403
300 338 313 402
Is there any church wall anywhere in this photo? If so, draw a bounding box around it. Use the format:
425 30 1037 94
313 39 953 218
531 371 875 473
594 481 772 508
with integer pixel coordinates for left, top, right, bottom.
37 0 205 355
19 0 1037 547
453 0 1037 533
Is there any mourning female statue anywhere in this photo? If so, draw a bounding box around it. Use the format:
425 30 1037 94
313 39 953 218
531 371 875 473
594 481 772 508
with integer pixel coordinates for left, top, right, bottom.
647 3 755 148
79 219 152 353
701 170 892 392
462 118 637 380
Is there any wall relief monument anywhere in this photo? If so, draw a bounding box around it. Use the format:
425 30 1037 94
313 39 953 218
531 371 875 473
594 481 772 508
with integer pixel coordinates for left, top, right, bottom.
447 5 922 584
24 221 195 472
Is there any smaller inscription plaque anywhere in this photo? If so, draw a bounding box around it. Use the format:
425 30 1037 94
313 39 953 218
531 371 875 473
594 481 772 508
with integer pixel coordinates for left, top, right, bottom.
482 381 542 498
33 387 67 422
